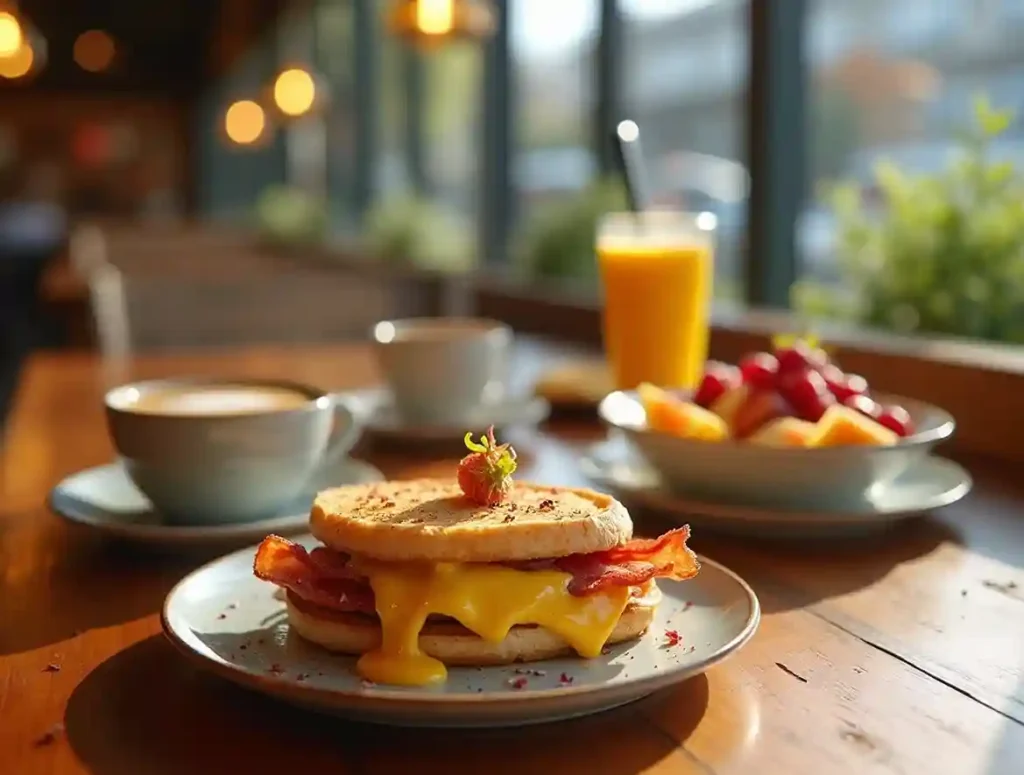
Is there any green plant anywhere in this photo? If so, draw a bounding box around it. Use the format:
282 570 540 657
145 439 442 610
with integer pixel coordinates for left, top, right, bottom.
516 178 627 281
801 96 1024 342
254 185 328 246
363 194 475 273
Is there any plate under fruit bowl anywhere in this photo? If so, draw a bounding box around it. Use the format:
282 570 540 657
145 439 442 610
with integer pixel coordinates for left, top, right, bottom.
162 536 760 728
599 390 955 511
581 439 972 539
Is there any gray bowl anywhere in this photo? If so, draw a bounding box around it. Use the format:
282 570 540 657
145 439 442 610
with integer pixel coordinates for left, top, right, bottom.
598 389 955 510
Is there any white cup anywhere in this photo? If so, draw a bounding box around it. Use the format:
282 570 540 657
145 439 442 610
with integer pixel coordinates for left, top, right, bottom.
371 318 512 425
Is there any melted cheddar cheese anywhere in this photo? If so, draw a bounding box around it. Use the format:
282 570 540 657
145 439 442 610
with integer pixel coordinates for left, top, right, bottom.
355 561 631 686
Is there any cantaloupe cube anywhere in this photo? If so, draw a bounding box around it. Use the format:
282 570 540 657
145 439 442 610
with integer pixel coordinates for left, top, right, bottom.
709 384 750 432
748 417 820 448
639 383 729 442
809 405 899 447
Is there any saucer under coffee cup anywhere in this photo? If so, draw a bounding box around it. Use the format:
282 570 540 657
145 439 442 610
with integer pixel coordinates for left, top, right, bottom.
104 378 362 525
371 317 512 425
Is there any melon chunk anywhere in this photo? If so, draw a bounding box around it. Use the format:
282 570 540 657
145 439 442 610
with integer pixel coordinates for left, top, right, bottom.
748 417 819 448
809 405 899 447
708 384 750 432
638 383 729 442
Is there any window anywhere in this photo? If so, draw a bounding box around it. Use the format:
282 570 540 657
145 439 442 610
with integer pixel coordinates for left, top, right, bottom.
425 45 482 222
316 0 356 229
513 0 599 220
622 0 749 304
197 33 285 220
278 6 326 202
800 0 1024 343
377 4 409 196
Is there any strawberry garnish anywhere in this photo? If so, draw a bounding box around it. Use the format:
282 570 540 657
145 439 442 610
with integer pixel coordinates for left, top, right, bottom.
457 425 518 507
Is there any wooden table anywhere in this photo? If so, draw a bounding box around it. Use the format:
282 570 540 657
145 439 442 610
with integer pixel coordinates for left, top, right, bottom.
2 342 1023 775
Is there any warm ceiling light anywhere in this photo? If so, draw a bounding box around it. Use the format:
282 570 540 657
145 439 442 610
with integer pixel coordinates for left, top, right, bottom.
0 12 22 57
388 0 494 46
0 39 32 79
273 68 316 117
417 0 454 35
74 29 116 73
224 100 266 145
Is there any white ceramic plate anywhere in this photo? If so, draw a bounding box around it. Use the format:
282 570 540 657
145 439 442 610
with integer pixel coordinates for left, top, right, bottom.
581 440 972 538
161 536 760 727
49 458 384 548
341 387 550 442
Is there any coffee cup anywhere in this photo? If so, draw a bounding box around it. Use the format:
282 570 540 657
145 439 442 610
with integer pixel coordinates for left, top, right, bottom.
104 378 361 525
371 317 512 425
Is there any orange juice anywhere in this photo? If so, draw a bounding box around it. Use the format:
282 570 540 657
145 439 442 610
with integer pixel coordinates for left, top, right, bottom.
597 212 713 390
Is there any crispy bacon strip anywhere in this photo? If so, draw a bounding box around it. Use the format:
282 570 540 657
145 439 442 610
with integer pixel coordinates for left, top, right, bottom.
253 527 699 607
504 527 700 595
599 526 698 566
553 526 700 595
253 535 375 614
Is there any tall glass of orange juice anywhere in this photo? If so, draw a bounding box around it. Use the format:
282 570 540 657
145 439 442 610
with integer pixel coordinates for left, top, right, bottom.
597 211 714 391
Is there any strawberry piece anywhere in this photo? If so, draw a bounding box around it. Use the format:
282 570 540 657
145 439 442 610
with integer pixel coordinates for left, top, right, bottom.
457 425 518 506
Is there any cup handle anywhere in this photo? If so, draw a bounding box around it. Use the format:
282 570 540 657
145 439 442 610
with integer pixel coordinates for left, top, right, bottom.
316 392 364 472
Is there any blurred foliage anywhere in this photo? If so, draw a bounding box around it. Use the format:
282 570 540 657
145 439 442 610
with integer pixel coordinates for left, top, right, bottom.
516 178 628 281
796 96 1024 343
364 194 475 273
254 185 328 246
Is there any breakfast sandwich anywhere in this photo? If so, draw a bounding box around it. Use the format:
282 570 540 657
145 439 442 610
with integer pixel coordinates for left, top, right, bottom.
253 428 699 686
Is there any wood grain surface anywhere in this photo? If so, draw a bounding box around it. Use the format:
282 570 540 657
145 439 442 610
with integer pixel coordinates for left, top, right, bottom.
1 341 1022 775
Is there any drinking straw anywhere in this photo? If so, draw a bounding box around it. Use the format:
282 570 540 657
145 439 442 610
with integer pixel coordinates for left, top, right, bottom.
611 120 651 214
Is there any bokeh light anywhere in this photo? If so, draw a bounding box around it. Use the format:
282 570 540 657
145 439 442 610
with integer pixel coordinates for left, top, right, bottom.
416 0 454 35
74 29 116 73
224 100 266 145
0 39 33 80
0 12 22 57
273 68 316 117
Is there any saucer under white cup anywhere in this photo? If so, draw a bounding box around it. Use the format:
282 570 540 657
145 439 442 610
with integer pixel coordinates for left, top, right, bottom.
49 457 384 548
580 440 972 539
342 387 550 441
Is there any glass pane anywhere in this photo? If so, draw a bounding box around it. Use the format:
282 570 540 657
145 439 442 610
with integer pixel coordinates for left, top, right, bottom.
317 0 356 230
622 0 750 305
425 46 482 223
421 45 482 270
512 0 599 282
801 0 1024 343
513 0 599 214
278 7 326 205
197 33 285 220
378 5 409 196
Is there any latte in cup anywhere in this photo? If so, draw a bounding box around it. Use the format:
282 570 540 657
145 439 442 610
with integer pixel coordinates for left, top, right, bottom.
118 383 312 416
105 378 362 525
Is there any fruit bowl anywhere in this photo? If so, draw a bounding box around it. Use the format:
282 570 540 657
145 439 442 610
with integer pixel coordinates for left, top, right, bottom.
598 389 955 510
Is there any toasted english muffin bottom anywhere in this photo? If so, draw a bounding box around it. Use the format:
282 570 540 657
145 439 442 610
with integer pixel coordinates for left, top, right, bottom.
310 479 632 563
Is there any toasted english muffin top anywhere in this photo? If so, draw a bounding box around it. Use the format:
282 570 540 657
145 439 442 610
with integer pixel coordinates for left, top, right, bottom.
309 478 632 562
